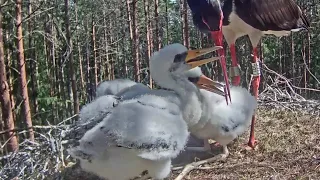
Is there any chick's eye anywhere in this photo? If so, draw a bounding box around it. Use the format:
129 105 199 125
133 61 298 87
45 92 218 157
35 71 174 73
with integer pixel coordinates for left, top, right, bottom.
174 54 182 63
188 77 200 83
174 52 188 63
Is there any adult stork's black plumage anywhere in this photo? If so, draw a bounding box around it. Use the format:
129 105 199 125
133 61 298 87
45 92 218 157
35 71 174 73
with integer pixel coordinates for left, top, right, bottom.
187 0 310 149
187 0 231 104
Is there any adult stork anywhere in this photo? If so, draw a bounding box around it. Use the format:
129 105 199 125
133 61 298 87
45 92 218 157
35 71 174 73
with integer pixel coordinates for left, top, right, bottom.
187 0 310 149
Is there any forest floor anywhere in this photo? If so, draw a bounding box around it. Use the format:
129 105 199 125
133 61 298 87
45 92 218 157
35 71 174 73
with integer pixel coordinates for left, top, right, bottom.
170 107 320 180
59 107 320 180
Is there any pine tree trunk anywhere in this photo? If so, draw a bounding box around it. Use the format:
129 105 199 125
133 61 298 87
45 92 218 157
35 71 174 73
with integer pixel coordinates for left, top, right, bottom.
126 0 133 79
154 0 161 50
28 0 39 118
16 0 34 141
144 0 152 88
181 0 189 48
132 0 140 82
303 38 307 95
307 32 311 97
85 18 92 101
165 0 169 45
0 7 19 152
5 30 16 122
92 19 98 87
75 0 85 100
109 20 115 80
64 0 79 116
103 14 111 80
290 34 295 86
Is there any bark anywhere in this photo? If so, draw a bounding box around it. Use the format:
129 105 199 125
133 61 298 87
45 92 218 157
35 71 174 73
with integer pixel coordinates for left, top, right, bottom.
119 4 128 77
290 34 295 86
307 32 311 96
132 0 140 82
5 30 16 122
109 19 115 80
75 0 85 100
28 0 39 117
144 0 152 88
85 18 92 101
103 13 111 80
278 37 282 74
64 0 79 116
303 38 307 95
125 0 133 79
126 0 133 40
0 6 19 152
92 19 98 87
181 0 189 48
165 0 169 45
154 0 161 50
16 0 34 141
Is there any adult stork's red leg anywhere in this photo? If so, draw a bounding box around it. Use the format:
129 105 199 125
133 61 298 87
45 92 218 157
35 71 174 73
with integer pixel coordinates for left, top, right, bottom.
248 47 260 149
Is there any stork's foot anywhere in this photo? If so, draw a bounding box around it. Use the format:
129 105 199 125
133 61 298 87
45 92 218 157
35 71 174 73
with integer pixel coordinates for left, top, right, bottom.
241 140 259 151
208 140 221 147
133 171 151 180
174 150 229 180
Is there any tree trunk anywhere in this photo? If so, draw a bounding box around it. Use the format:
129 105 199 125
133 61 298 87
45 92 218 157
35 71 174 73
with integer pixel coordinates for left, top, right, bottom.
85 18 93 101
75 0 85 100
154 0 161 50
103 13 111 80
302 38 307 95
92 19 98 87
64 0 79 116
165 0 169 45
5 30 16 122
0 7 19 152
126 0 133 79
290 34 295 86
307 32 311 97
126 0 133 40
132 0 140 82
278 37 282 75
28 0 39 118
16 0 34 141
181 0 189 48
144 0 152 88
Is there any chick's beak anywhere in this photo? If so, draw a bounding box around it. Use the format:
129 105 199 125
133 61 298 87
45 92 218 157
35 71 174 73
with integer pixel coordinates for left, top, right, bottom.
185 46 223 68
195 74 227 97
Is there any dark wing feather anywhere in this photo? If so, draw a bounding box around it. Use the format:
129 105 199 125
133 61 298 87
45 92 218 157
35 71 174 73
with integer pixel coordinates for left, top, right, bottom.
234 0 310 31
187 0 223 32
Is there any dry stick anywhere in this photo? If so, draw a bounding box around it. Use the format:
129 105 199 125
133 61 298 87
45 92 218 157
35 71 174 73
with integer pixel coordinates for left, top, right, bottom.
262 64 306 100
174 154 228 180
0 125 68 135
301 49 320 85
0 114 76 135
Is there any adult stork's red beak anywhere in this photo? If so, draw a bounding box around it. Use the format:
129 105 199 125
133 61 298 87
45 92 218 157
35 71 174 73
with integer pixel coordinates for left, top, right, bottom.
201 12 230 104
210 13 231 104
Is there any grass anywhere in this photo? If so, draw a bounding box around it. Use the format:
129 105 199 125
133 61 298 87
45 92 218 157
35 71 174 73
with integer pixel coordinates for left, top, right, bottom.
171 107 320 179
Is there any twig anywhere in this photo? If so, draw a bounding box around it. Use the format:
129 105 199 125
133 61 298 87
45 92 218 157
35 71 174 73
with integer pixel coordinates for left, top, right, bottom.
0 125 68 135
174 154 228 180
